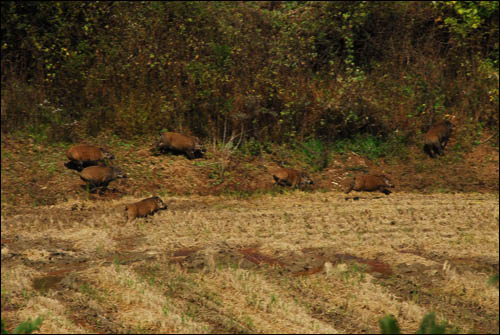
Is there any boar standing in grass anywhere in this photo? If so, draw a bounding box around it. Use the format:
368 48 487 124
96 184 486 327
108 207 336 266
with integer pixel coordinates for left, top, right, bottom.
65 144 114 171
125 196 168 221
423 120 454 158
155 132 205 159
273 168 314 188
79 166 127 193
345 174 394 195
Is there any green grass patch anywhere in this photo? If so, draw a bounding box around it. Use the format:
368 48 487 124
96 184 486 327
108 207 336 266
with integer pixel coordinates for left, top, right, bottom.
293 138 330 172
331 134 407 160
1 316 43 334
239 139 273 156
379 312 447 334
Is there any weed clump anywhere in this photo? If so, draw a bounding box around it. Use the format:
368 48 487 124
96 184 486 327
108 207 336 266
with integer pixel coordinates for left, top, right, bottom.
1 317 43 334
379 313 447 334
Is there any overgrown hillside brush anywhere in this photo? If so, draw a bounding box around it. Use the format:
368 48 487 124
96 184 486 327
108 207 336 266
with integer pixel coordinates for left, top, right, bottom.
1 2 498 147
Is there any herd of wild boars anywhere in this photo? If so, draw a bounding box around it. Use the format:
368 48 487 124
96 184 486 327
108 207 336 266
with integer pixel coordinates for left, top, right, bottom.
65 132 206 221
343 119 454 196
64 120 454 219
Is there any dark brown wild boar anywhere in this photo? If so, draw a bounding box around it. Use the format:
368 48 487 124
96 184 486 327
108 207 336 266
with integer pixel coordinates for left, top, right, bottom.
155 132 205 159
79 166 127 192
423 120 454 158
273 168 314 188
125 196 168 221
65 144 114 171
345 174 394 195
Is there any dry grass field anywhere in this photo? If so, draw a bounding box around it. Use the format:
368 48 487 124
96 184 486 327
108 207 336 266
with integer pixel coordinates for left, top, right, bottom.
2 191 498 334
1 134 499 333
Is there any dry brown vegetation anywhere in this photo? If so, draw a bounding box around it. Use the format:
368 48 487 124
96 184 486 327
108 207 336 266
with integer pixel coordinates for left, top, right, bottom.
2 2 498 142
2 2 498 332
1 135 499 334
2 192 498 334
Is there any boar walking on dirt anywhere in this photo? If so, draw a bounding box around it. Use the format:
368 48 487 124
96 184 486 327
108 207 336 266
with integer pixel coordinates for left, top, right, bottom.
79 166 127 193
423 120 454 158
125 196 168 222
345 174 395 195
65 144 114 171
273 168 314 188
155 132 206 159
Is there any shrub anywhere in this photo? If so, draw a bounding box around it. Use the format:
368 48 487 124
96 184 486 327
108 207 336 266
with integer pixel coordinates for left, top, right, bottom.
379 313 447 335
1 317 43 334
1 2 498 143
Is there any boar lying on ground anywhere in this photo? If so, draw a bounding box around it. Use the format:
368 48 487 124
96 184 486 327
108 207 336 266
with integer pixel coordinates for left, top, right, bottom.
345 174 394 195
423 120 454 158
155 132 206 159
79 166 127 192
273 168 314 188
65 144 114 171
125 196 168 221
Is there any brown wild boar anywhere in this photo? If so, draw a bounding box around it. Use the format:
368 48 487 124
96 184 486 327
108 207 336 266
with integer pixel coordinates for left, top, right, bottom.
155 132 205 159
125 196 168 221
273 168 314 188
423 120 454 158
79 166 127 192
345 174 394 195
65 144 114 171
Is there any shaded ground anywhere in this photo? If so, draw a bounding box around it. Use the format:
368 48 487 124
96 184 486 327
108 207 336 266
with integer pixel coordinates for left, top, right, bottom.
1 134 499 334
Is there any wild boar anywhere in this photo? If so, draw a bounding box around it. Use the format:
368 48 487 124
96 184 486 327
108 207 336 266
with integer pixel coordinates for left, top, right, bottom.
345 174 394 195
273 168 314 188
65 144 114 171
155 132 205 159
125 196 168 221
423 120 454 158
79 166 127 192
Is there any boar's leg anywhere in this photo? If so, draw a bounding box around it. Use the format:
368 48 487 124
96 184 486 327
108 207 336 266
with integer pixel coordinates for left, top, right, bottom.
186 150 196 160
423 144 434 158
434 143 444 156
277 180 287 187
193 149 204 159
65 160 84 171
440 137 449 150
